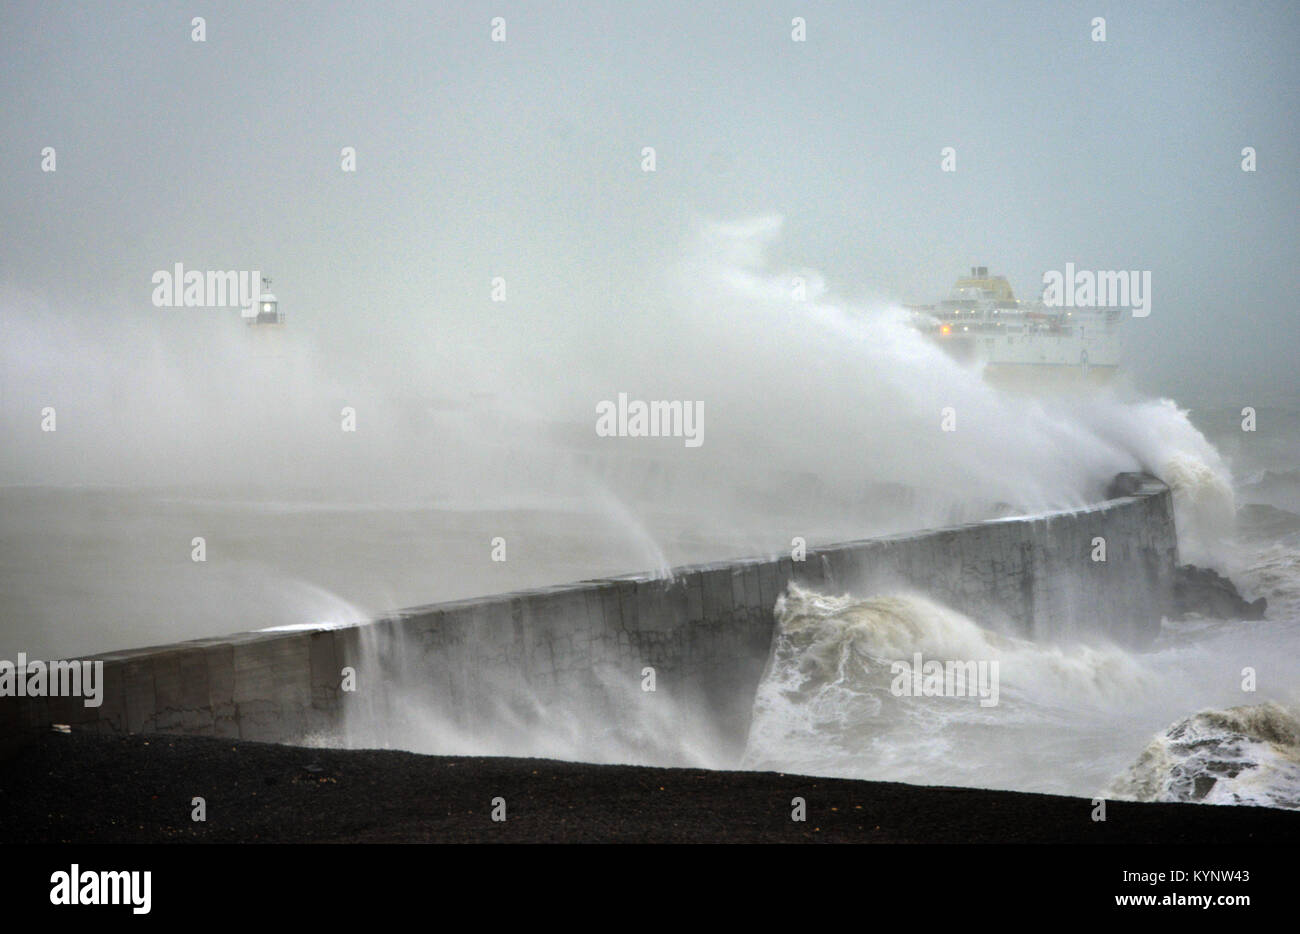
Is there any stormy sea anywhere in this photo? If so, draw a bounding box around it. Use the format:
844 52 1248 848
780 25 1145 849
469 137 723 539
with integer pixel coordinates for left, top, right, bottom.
2 221 1296 811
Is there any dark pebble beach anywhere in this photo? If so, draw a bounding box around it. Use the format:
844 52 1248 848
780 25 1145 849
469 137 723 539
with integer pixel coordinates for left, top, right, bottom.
3 732 1299 844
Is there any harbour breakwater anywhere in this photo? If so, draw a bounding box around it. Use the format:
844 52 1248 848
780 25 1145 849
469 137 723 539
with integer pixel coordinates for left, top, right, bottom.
0 473 1178 762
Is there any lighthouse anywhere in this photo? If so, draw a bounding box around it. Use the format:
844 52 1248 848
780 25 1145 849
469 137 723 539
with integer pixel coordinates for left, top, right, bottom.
241 276 283 326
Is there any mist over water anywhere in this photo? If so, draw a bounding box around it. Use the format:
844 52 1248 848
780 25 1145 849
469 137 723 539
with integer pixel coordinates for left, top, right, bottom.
0 216 1234 659
1 216 1231 504
4 217 1297 810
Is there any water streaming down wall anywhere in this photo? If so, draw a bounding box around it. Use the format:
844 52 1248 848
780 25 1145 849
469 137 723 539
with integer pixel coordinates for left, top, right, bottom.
0 473 1177 763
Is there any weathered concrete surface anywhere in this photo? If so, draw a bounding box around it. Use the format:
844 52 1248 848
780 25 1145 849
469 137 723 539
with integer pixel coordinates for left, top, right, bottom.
0 473 1178 760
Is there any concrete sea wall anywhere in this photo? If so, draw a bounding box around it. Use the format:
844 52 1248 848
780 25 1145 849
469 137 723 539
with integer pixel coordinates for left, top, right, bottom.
1 473 1178 760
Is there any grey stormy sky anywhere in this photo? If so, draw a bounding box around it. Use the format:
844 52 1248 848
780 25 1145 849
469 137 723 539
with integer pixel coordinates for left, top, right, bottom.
2 0 1298 407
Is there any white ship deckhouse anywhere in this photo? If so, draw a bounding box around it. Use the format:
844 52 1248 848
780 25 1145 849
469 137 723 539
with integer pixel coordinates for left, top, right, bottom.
909 267 1122 388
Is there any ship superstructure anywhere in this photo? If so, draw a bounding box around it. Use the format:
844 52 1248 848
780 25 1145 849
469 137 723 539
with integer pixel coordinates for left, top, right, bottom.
909 267 1121 386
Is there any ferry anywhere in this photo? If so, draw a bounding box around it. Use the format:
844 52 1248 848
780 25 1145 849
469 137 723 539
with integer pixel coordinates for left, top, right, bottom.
909 267 1122 388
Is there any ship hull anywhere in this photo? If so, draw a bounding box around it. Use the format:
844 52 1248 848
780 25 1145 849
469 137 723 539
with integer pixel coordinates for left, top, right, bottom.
983 361 1119 391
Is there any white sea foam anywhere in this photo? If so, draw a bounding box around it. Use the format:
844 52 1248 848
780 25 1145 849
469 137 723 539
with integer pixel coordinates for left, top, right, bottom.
744 579 1300 805
1106 703 1300 810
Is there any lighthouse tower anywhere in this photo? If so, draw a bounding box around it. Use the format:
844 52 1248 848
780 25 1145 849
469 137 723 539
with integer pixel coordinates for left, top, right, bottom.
241 276 283 326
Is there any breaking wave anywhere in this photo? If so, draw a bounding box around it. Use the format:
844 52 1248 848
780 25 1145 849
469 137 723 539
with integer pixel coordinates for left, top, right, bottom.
742 586 1159 792
1161 451 1236 564
745 583 1300 806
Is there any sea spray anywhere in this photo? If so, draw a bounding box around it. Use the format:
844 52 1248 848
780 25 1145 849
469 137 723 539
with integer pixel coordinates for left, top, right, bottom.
743 587 1149 779
0 220 1242 547
744 579 1300 804
0 218 1271 784
314 611 731 769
